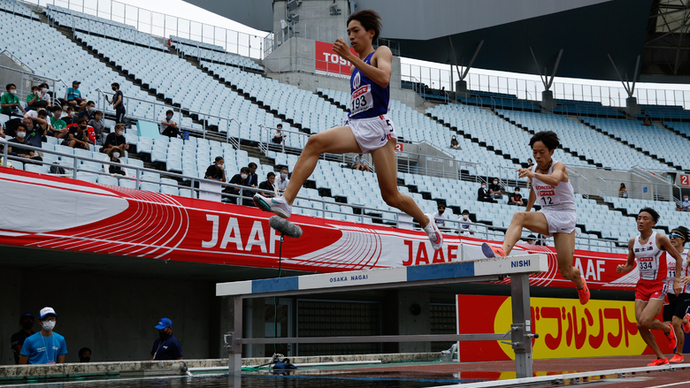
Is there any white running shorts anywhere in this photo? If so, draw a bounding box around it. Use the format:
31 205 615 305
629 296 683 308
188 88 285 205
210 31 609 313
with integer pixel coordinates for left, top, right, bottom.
540 209 577 237
345 114 398 154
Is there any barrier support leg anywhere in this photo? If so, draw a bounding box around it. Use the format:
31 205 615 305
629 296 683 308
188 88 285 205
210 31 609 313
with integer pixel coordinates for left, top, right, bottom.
510 273 533 378
228 296 243 376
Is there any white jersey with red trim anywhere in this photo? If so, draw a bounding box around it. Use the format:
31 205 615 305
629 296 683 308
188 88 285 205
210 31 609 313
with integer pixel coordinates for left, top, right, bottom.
634 232 667 282
530 160 575 212
666 248 689 294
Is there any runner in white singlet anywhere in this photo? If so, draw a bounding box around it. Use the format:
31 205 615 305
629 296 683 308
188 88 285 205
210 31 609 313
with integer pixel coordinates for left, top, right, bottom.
663 226 690 363
254 9 443 251
481 131 590 305
617 208 683 366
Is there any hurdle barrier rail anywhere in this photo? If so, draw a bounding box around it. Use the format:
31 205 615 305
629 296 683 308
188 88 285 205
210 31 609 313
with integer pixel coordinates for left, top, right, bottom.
215 254 548 378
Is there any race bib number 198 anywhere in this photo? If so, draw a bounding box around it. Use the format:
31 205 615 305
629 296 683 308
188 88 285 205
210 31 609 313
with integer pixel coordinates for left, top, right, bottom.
350 85 373 115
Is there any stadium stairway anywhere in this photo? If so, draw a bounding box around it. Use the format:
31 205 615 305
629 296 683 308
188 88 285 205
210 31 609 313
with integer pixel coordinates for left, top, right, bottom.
580 119 683 172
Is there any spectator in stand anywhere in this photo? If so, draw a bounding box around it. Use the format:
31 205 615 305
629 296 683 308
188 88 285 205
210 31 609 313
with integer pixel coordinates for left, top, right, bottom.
459 209 475 235
526 234 537 245
49 106 68 138
62 118 91 150
26 85 41 111
272 124 284 145
204 156 226 182
1 84 26 118
11 313 35 364
106 83 125 124
477 182 496 203
160 110 179 138
66 80 86 109
107 147 127 176
353 153 370 172
247 162 259 189
38 83 52 107
275 167 289 193
33 109 53 144
619 183 628 198
226 166 251 205
9 124 42 162
258 172 276 198
488 178 503 200
643 114 652 126
22 116 44 150
432 203 447 228
527 158 533 166
77 101 96 122
150 318 182 361
78 347 91 362
19 307 67 365
62 106 77 125
450 135 461 150
89 110 105 144
508 187 524 206
102 123 129 154
682 196 690 212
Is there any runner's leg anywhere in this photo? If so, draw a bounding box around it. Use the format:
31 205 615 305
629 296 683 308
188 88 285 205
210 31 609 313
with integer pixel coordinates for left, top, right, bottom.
553 231 584 288
282 126 361 204
636 299 669 359
502 212 549 255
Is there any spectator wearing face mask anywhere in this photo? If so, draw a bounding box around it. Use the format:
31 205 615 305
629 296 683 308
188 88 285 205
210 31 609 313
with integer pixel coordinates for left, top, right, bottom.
683 196 690 212
78 347 92 362
477 182 496 203
107 147 127 176
62 118 91 150
489 178 503 200
66 80 86 109
26 85 42 111
258 172 277 198
508 187 525 206
227 166 252 205
102 123 129 154
247 162 259 188
33 109 54 146
38 83 52 107
77 101 96 122
205 156 226 182
433 204 449 232
11 313 35 364
450 135 461 150
150 318 182 361
62 106 77 125
1 83 26 118
160 110 179 138
88 110 105 144
106 83 126 124
275 167 289 193
459 209 475 235
272 124 284 145
49 106 68 138
353 153 370 172
9 124 42 161
19 307 67 365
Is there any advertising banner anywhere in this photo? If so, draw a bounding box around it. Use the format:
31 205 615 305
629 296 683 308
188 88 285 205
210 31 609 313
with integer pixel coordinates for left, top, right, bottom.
315 40 357 76
457 295 681 361
0 167 643 291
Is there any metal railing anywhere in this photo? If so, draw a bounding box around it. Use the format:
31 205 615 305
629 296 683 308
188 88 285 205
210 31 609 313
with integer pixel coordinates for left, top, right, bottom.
0 62 69 107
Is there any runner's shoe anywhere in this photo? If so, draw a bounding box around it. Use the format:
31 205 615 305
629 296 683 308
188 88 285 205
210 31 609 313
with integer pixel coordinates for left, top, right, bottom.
647 357 669 367
577 278 590 305
683 313 690 334
253 194 292 219
481 243 506 258
665 324 677 351
670 354 684 363
423 214 443 251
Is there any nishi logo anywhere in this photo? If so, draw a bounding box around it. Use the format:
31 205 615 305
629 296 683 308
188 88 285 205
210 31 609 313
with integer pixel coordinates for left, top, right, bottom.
511 259 531 268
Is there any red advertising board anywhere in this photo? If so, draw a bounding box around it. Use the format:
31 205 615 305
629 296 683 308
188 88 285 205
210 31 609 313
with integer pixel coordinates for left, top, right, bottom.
315 40 357 76
0 167 643 291
456 295 672 361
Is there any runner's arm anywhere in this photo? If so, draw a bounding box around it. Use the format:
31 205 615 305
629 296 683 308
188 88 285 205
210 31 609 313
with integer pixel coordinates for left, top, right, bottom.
333 39 392 88
617 239 636 273
524 180 536 212
527 162 566 187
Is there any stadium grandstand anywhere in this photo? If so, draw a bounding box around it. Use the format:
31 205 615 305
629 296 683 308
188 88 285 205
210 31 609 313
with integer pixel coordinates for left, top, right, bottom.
3 0 690 376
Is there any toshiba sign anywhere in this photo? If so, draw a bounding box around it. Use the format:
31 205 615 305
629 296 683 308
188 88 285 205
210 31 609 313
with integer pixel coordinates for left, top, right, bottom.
315 40 358 76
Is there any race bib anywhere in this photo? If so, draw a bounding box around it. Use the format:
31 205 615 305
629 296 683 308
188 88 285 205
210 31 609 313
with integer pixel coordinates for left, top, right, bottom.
350 85 373 115
638 256 657 277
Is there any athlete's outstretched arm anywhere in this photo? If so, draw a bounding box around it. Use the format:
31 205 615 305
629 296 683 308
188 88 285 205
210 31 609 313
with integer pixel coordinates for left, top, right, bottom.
658 233 682 294
333 39 391 88
617 239 636 273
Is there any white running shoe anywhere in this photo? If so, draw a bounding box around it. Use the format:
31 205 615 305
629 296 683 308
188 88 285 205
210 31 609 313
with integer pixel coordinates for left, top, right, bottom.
423 213 443 250
253 193 292 218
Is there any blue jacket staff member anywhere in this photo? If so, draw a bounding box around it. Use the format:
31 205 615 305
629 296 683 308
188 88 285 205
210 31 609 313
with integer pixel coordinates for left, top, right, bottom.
150 318 183 360
19 307 67 364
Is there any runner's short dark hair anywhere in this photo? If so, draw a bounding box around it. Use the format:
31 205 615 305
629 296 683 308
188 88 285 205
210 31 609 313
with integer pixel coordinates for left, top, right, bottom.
347 9 382 41
529 131 560 151
638 207 659 223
